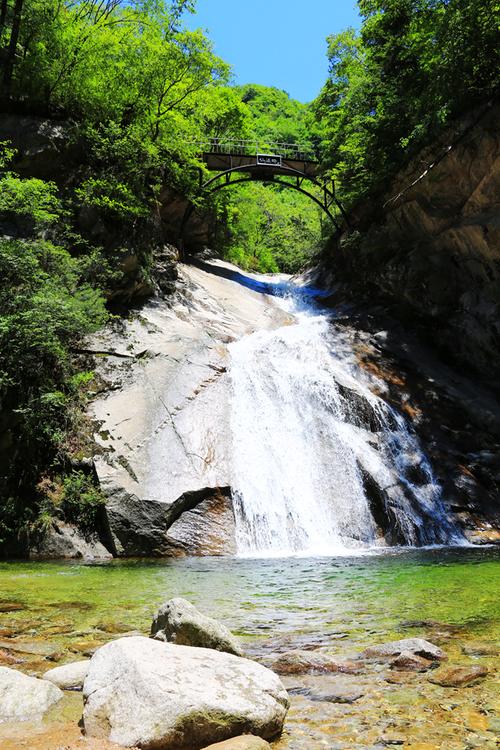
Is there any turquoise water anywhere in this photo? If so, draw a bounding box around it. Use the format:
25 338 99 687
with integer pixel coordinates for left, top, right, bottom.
0 547 498 650
0 547 498 749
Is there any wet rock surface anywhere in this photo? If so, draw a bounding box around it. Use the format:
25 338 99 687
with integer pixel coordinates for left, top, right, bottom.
89 262 291 556
389 651 434 672
271 650 360 675
163 487 237 556
361 638 447 662
83 636 289 749
428 663 489 687
314 308 500 541
151 598 242 656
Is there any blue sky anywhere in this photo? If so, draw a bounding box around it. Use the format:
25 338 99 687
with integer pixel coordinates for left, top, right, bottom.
185 1 361 103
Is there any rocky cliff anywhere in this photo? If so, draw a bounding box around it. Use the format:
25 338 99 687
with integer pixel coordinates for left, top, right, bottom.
86 261 291 556
325 102 499 382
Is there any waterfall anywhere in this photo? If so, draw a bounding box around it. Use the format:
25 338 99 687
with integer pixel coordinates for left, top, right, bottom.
228 290 461 556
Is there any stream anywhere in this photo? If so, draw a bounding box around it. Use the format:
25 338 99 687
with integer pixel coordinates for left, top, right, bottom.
0 264 498 749
0 549 498 748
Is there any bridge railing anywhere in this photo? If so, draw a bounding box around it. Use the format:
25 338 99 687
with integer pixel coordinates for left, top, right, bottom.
188 138 316 162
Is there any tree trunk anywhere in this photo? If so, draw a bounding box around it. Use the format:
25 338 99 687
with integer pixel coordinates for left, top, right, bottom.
0 0 8 33
3 0 24 95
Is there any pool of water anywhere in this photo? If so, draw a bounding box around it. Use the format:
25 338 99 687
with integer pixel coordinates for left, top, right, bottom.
0 547 498 748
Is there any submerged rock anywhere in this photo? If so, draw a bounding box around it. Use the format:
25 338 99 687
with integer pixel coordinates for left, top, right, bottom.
361 638 446 662
390 650 434 672
43 659 89 690
0 602 24 613
0 638 62 660
270 650 359 675
0 665 63 721
428 664 488 687
462 642 499 656
151 597 242 656
83 636 289 749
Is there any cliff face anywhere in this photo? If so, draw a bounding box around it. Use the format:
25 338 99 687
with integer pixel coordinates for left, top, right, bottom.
328 103 500 382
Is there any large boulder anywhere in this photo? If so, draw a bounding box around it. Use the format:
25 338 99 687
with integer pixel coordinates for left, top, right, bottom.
43 660 90 690
83 636 289 750
151 598 242 656
0 666 63 722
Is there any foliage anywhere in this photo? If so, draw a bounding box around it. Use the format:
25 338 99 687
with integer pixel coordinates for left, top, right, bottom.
0 174 61 225
217 85 324 273
237 84 311 146
312 0 500 206
0 187 107 544
222 183 324 274
34 469 106 539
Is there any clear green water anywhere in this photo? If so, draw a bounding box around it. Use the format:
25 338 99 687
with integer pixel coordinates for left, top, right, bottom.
0 547 498 648
0 547 499 749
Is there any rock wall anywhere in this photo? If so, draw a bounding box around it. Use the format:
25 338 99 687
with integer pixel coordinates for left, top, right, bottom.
88 261 291 556
327 102 500 381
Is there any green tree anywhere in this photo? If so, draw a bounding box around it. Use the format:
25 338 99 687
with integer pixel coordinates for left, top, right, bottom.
313 0 500 207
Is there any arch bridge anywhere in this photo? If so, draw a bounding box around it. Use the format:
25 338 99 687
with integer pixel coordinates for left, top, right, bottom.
180 139 347 241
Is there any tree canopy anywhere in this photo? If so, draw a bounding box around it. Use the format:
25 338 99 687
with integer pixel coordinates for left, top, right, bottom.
312 0 500 206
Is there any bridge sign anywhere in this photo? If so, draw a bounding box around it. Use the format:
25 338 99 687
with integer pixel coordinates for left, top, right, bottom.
257 153 282 167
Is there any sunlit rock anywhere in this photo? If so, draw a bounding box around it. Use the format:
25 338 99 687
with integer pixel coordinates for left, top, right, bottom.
361 638 447 661
151 598 242 656
83 636 289 749
43 660 89 690
0 666 63 722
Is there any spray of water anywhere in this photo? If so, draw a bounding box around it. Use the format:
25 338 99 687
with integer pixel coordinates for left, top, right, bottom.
229 289 462 556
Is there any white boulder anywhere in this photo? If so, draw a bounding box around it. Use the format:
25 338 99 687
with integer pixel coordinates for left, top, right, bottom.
43 659 89 690
83 636 289 749
0 666 63 722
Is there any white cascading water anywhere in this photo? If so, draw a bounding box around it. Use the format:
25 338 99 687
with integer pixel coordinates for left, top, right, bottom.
229 289 461 556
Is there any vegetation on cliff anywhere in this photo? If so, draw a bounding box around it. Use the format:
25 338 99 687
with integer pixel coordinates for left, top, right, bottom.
312 0 499 206
0 0 497 550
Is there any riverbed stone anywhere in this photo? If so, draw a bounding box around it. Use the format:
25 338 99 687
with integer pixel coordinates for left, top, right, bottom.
0 649 22 666
428 664 488 687
462 642 499 656
361 638 446 662
0 602 24 613
270 649 360 675
151 597 242 656
0 638 62 660
200 737 271 750
390 650 433 671
0 665 63 721
83 636 289 749
43 659 89 690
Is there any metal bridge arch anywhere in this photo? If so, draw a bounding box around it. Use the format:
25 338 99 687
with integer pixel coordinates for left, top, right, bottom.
179 139 347 244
